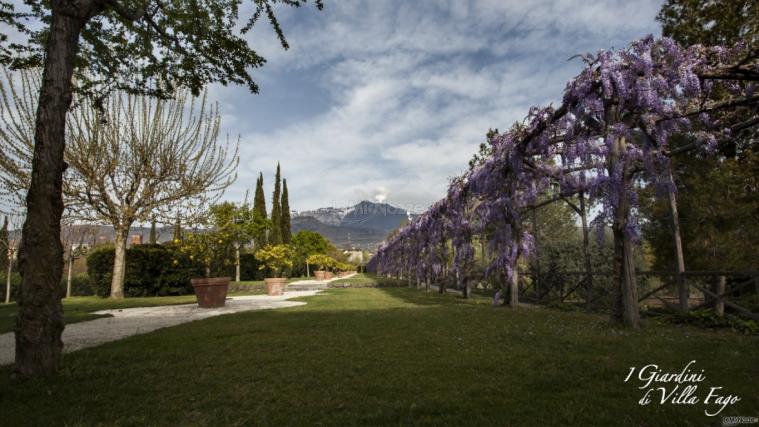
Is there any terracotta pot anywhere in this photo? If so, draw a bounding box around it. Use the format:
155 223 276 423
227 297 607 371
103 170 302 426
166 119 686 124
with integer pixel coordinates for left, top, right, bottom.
191 277 231 308
314 270 326 281
265 277 287 296
324 271 334 280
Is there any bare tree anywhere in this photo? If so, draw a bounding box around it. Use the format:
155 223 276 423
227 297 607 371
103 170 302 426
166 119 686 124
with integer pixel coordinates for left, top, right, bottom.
1 68 239 298
61 221 98 298
1 215 22 304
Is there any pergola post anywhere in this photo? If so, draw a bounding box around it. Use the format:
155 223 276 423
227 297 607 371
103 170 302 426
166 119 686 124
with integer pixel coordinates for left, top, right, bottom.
666 166 688 312
578 192 594 309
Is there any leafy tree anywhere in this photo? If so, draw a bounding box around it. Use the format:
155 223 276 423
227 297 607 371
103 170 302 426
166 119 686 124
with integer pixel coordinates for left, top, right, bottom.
1 0 322 376
208 201 264 282
252 172 268 249
270 163 282 245
642 1 759 275
306 253 335 271
255 244 293 278
657 0 758 47
281 178 292 244
291 230 329 276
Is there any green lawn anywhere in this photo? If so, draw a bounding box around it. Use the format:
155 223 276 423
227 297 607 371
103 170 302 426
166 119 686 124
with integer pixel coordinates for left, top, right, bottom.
0 284 278 334
0 295 199 334
329 272 406 287
1 288 757 426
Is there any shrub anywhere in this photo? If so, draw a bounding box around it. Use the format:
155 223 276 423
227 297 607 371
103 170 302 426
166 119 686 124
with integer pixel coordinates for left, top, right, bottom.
0 271 22 302
87 244 203 297
255 244 294 278
666 309 759 335
67 273 95 296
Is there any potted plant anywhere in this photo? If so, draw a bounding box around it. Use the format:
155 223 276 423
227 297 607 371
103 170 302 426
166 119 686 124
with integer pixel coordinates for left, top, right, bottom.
180 232 231 308
307 254 334 281
255 244 294 296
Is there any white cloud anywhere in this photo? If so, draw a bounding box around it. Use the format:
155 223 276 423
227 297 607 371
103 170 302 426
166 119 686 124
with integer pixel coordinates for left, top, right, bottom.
214 0 664 211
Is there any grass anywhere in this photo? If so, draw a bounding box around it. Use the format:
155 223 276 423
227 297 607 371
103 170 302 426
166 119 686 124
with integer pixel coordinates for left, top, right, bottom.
0 282 290 334
1 288 757 426
0 295 199 334
329 272 406 287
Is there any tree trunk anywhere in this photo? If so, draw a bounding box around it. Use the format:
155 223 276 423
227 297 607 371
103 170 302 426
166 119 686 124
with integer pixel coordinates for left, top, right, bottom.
5 259 11 304
714 275 726 317
235 243 241 282
609 136 640 328
110 227 129 299
666 167 688 312
531 207 541 303
15 6 88 377
509 268 519 306
66 250 73 298
579 192 593 309
305 262 309 277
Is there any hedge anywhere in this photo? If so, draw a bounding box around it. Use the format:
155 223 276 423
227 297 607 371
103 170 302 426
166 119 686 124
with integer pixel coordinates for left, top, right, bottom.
87 244 204 297
87 244 265 297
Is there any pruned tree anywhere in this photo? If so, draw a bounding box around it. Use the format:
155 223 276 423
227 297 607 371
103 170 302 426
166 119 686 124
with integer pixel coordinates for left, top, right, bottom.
61 221 98 298
2 73 238 298
65 90 239 299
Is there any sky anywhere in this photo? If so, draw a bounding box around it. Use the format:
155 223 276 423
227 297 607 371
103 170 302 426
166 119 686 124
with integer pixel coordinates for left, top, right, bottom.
4 0 665 215
213 0 666 213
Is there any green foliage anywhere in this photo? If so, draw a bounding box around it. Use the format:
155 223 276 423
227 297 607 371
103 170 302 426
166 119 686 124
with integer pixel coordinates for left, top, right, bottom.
254 244 293 278
290 230 330 276
641 152 759 272
209 201 263 249
306 253 335 270
0 271 21 302
67 273 95 297
1 0 323 99
656 0 759 47
87 244 203 297
643 5 759 276
665 309 759 335
281 178 291 244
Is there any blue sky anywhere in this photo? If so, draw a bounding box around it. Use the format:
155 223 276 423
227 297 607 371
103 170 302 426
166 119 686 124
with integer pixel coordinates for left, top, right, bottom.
214 0 665 213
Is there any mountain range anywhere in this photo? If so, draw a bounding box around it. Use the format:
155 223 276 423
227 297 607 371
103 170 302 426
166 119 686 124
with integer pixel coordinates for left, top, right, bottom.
7 201 411 251
292 201 412 250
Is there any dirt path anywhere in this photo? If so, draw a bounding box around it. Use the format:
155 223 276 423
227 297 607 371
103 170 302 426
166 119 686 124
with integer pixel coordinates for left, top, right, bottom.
0 291 319 366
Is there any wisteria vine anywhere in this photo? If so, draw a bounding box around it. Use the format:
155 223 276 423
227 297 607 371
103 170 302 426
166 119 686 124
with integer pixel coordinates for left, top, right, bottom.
372 36 757 326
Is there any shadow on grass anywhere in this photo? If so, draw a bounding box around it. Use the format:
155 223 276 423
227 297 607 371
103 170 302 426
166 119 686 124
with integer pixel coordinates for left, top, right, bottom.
0 288 757 426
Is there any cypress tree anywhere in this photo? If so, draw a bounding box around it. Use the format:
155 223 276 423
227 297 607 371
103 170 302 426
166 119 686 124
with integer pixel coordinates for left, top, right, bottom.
253 172 268 247
270 163 283 245
281 179 292 244
0 217 8 271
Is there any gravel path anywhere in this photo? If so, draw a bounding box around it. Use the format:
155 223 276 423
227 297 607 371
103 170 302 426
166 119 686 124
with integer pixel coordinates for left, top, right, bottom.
0 291 320 366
